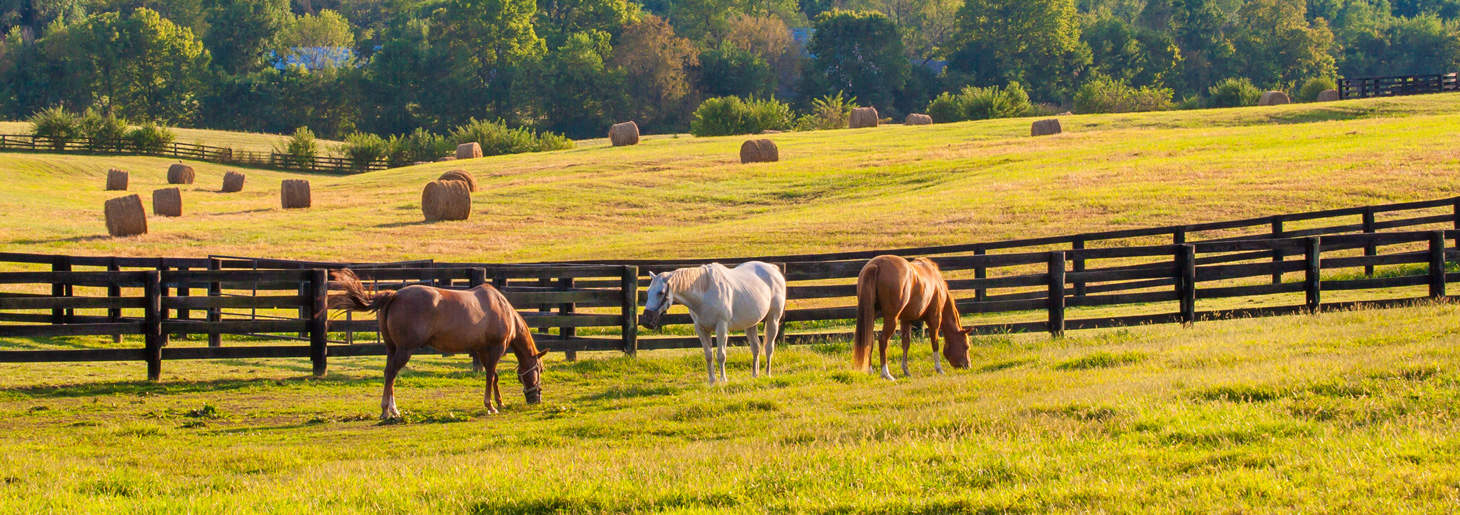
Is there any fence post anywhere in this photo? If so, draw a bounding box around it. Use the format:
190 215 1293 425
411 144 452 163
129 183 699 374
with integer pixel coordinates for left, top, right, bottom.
621 265 639 356
176 265 190 321
51 255 71 324
1173 227 1186 245
1451 198 1460 250
468 268 487 372
973 247 987 302
1362 207 1377 276
1047 252 1065 338
1304 237 1322 312
144 270 163 381
108 258 122 343
207 258 222 347
1270 216 1285 284
309 269 328 377
558 275 577 362
1177 244 1196 325
1430 231 1447 299
1071 238 1086 297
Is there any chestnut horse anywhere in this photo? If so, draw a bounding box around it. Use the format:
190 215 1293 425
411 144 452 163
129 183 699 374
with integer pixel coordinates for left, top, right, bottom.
329 269 547 420
853 255 972 379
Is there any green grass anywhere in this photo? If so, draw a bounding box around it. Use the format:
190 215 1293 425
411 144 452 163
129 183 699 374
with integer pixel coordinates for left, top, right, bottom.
2 302 1459 511
3 94 1460 263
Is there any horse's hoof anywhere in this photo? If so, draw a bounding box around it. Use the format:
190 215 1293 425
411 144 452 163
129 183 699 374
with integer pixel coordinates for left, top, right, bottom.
881 373 896 381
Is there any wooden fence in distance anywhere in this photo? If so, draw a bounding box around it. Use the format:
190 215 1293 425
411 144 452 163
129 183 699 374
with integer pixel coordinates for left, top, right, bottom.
1339 72 1459 99
0 134 396 175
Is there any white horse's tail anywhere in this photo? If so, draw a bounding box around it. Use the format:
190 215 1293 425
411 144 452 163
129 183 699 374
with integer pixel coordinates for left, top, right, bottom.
852 261 878 371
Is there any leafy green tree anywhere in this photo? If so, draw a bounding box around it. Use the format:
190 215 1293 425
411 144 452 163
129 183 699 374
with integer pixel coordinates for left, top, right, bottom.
1341 14 1460 76
531 30 628 138
947 0 1090 101
204 0 290 74
429 0 545 122
609 14 697 130
802 10 908 112
1174 0 1237 95
40 8 210 122
534 0 638 48
1229 0 1335 89
1082 17 1181 88
697 44 775 98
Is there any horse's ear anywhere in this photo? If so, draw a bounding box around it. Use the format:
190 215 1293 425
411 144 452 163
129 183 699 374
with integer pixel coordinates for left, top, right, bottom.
534 350 549 359
960 327 973 335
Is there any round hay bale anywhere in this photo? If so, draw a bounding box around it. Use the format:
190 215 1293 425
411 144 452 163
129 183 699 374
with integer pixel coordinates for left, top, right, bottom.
849 107 879 128
905 113 933 125
152 187 182 217
739 139 779 164
456 142 483 160
221 171 245 193
438 170 478 192
609 121 640 146
105 169 128 191
1317 89 1340 102
1258 91 1291 106
421 180 472 222
438 156 457 162
1031 118 1062 137
104 194 147 237
281 180 311 209
167 163 195 185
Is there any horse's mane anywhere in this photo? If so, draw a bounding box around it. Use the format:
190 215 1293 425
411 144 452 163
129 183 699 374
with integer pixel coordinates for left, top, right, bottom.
667 265 714 294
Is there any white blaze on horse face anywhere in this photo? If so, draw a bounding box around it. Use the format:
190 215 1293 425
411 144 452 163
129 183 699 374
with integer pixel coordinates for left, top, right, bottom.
644 274 673 314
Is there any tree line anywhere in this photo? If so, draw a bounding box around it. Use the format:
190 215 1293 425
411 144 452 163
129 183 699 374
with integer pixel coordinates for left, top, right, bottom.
1 0 1457 141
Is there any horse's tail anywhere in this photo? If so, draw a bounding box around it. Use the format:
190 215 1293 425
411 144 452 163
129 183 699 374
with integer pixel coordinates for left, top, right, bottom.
852 261 878 371
328 269 397 314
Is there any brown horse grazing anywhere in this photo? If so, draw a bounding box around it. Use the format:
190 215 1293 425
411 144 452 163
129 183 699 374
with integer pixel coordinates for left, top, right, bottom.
329 269 548 420
853 255 972 379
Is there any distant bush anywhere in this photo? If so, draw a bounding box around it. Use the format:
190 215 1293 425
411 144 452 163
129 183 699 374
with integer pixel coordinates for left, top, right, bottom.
795 91 856 131
341 132 390 170
125 123 174 153
1297 77 1337 102
690 96 794 136
448 119 573 156
925 83 1031 122
1207 77 1262 108
77 109 129 150
389 128 453 163
279 126 319 167
1073 75 1173 114
29 106 79 150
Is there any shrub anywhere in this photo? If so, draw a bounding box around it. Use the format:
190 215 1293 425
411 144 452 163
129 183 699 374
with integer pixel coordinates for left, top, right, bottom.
341 132 390 170
278 126 319 167
29 106 79 150
390 128 452 163
1297 77 1337 102
1207 77 1263 108
448 119 573 156
77 109 129 151
125 123 174 154
795 91 857 131
1073 75 1174 114
924 83 1031 123
689 96 794 136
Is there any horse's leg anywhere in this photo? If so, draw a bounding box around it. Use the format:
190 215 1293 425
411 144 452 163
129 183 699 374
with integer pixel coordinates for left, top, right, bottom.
763 315 780 377
878 315 896 381
928 315 945 375
475 349 504 414
381 347 413 420
746 324 761 378
715 321 730 383
695 325 716 385
899 323 914 377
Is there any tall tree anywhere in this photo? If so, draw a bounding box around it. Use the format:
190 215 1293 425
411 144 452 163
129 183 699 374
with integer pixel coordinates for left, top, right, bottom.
429 0 544 122
947 0 1090 100
609 14 697 130
204 0 290 74
1229 0 1335 87
41 8 210 122
802 9 909 111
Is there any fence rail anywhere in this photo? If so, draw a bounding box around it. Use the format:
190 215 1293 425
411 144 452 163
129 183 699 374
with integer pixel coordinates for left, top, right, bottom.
3 195 1460 379
1339 72 1460 99
0 134 406 175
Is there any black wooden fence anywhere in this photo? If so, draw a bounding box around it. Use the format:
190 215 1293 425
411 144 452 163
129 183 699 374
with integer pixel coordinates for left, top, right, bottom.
2 195 1459 379
1339 73 1460 99
0 134 397 175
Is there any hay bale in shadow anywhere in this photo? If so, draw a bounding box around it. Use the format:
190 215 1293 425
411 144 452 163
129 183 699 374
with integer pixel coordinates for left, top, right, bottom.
152 187 182 217
106 169 128 191
439 170 477 192
456 143 482 160
281 180 311 209
1031 119 1062 137
850 107 879 128
167 163 194 184
221 171 245 193
609 121 640 146
422 180 472 221
905 114 933 125
1259 91 1291 106
1317 89 1340 102
105 194 147 237
739 139 779 163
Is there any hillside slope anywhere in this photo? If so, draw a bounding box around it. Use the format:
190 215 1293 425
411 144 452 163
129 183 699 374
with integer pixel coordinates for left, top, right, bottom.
2 94 1459 262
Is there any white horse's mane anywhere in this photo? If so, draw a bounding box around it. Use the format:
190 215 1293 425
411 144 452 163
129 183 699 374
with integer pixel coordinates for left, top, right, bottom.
666 264 719 294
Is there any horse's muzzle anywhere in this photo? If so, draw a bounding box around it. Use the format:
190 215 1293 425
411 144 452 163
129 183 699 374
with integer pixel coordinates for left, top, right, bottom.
524 390 542 404
638 311 662 330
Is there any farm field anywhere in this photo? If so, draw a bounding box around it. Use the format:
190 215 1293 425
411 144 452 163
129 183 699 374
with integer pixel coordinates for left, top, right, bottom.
1 301 1458 511
0 94 1459 263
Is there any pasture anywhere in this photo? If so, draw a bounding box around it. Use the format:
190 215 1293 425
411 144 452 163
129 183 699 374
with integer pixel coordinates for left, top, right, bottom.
1 302 1459 511
3 95 1460 511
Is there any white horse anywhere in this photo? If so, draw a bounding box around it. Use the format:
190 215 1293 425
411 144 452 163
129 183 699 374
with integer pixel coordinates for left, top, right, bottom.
639 262 787 384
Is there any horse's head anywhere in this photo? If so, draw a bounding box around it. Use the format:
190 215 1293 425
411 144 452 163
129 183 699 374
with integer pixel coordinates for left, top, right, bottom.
519 350 548 404
638 271 673 330
943 326 973 369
